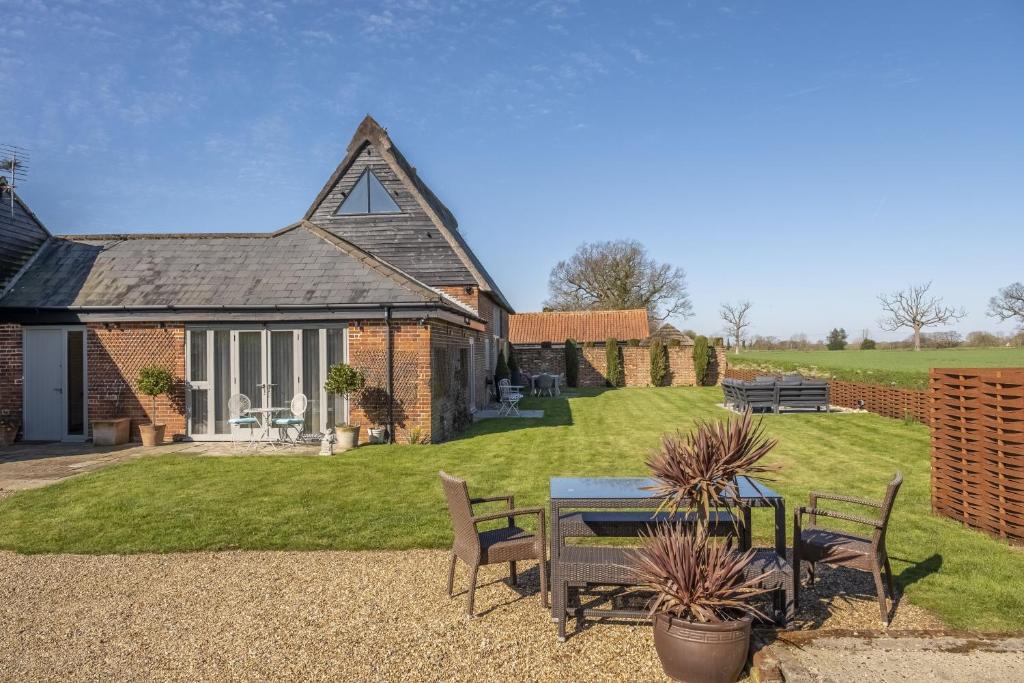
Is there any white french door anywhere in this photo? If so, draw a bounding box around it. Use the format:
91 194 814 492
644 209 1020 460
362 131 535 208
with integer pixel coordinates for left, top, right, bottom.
186 325 347 441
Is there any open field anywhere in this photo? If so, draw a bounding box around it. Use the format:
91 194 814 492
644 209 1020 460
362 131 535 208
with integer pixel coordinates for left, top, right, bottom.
1 387 1022 631
728 347 1024 390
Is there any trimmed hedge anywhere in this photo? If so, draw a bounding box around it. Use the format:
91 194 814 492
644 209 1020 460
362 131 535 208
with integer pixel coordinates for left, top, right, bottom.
564 339 579 387
605 337 623 387
692 335 711 386
649 339 668 386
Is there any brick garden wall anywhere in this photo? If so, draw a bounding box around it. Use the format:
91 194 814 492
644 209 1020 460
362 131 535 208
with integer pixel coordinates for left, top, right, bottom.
0 323 23 430
347 320 431 445
429 320 484 443
723 366 928 423
931 368 1024 545
88 323 188 441
516 344 727 388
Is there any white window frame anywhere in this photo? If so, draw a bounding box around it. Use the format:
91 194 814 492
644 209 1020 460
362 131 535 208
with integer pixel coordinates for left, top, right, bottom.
185 324 348 441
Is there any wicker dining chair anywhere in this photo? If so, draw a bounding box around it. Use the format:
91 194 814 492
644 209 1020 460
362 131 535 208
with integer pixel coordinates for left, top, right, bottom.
439 471 548 616
793 472 903 623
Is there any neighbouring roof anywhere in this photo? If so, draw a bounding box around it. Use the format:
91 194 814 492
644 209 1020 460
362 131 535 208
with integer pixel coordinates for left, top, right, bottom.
305 115 512 311
0 191 51 293
648 323 694 345
0 221 478 318
508 309 650 345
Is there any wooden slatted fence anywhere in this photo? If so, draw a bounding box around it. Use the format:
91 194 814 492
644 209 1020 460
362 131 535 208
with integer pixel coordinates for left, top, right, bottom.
723 367 928 423
930 368 1024 544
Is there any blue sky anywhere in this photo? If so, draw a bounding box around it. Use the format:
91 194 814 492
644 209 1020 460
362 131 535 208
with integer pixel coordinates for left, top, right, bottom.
3 1 1022 341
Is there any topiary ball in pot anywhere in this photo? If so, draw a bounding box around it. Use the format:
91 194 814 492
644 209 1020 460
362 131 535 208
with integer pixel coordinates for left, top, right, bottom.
324 363 365 451
137 365 174 446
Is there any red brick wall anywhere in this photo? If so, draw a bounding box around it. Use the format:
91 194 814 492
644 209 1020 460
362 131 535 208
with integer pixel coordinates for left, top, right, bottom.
0 323 23 429
429 320 485 442
518 343 727 388
347 320 431 444
2 318 481 445
87 323 187 441
517 346 566 377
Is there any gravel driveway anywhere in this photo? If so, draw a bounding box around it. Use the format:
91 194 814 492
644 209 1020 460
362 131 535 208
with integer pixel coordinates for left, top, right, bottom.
0 549 943 682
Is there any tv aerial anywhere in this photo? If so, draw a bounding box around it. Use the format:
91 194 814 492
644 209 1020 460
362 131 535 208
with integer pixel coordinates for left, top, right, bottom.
0 145 29 217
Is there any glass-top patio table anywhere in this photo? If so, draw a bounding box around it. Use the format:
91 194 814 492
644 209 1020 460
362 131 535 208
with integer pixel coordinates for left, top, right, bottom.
548 476 789 635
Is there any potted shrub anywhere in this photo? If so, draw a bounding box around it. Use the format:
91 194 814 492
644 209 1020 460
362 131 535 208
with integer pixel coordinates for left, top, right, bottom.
637 411 779 683
324 362 365 451
0 414 19 446
137 365 174 446
633 525 770 683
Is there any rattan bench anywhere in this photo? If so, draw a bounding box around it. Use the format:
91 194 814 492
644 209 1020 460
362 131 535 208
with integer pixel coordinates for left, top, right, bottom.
558 510 744 541
554 545 793 640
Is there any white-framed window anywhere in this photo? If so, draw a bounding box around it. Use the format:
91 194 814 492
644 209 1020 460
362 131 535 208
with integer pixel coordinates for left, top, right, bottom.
185 324 348 441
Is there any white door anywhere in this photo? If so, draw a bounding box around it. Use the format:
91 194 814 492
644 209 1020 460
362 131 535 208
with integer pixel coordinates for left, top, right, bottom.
23 329 64 440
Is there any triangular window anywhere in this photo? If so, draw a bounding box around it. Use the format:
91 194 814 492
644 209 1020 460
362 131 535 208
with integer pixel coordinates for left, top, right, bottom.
335 169 401 215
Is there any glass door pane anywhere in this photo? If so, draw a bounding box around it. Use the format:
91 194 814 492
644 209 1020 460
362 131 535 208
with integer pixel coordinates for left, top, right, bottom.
213 330 231 434
238 331 264 409
325 328 345 428
269 331 294 409
188 329 209 434
302 330 321 434
66 330 85 436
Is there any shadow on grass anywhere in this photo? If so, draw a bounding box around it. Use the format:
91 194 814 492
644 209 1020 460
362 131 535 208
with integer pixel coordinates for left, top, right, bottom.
450 388 616 441
894 552 943 590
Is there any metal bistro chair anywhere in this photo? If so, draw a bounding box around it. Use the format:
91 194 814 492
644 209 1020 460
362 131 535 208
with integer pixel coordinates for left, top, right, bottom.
497 379 522 417
535 373 555 397
793 472 904 624
273 393 308 445
227 393 259 449
439 471 548 617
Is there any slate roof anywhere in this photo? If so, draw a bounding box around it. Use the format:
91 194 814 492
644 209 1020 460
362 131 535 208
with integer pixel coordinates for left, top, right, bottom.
305 116 512 311
0 221 477 315
508 309 650 345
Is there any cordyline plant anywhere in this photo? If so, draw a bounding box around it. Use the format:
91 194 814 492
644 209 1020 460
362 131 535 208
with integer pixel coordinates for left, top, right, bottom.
644 410 778 536
631 523 771 623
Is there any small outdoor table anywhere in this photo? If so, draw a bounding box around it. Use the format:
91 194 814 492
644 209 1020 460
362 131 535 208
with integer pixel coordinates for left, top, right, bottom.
244 406 289 445
548 476 790 639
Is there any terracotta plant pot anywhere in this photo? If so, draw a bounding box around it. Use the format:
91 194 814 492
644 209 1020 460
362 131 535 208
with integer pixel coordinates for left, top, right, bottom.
652 613 751 683
335 425 360 451
139 423 166 447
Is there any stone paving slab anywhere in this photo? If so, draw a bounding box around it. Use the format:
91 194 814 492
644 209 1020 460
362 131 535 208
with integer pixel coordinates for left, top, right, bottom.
761 630 1024 682
0 441 322 499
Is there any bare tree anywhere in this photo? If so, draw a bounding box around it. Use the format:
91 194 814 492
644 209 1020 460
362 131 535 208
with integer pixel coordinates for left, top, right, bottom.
988 282 1024 326
878 282 966 351
545 239 692 322
720 301 753 354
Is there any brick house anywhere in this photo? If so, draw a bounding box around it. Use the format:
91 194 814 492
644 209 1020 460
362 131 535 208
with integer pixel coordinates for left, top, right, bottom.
509 309 726 387
0 116 511 444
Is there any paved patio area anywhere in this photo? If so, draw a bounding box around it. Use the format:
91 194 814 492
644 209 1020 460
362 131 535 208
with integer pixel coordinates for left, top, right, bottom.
762 630 1024 682
0 441 321 500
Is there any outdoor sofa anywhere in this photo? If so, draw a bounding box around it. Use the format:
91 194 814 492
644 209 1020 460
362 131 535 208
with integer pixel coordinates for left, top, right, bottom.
723 375 830 413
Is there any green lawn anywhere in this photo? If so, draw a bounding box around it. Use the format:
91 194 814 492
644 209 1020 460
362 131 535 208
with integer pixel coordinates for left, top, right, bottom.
729 347 1024 390
1 387 1022 631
